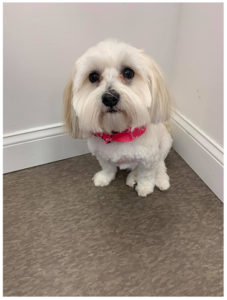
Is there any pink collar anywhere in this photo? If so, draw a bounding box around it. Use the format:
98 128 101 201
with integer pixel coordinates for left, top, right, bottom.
93 126 146 144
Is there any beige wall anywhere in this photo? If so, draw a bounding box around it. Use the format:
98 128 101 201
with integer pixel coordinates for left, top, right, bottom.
171 3 223 147
3 3 180 133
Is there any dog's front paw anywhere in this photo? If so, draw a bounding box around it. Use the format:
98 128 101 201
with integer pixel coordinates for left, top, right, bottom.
155 174 170 191
136 182 154 197
126 172 136 188
93 170 115 187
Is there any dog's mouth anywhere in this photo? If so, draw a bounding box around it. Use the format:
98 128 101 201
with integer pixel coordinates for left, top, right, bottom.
107 107 118 113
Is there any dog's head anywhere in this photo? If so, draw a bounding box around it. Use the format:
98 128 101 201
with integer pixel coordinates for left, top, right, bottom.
64 39 171 138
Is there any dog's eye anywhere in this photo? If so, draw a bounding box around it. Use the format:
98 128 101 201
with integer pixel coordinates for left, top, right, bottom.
122 67 134 79
89 71 100 83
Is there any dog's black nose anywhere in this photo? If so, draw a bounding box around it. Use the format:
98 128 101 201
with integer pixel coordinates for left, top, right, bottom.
102 90 120 107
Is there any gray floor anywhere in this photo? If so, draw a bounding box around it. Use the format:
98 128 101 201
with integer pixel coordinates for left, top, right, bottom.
4 150 223 296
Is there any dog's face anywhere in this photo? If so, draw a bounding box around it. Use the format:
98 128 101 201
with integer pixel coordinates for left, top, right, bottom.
64 39 171 138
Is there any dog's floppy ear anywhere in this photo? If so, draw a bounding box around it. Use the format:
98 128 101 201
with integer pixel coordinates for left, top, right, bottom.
142 53 172 123
63 69 82 138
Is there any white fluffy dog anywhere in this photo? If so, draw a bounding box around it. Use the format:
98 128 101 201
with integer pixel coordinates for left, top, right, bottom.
64 39 173 197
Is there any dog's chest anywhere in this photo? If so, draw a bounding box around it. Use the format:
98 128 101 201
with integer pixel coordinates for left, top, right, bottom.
88 136 153 169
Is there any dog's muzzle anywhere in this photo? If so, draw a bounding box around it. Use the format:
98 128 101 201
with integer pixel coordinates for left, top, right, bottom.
102 89 120 108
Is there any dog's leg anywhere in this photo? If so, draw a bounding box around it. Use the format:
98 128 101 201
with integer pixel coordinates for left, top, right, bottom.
93 156 117 187
155 160 170 191
126 168 137 188
135 163 157 197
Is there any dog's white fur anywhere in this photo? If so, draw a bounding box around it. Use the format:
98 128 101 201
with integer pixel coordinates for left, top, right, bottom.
64 39 173 197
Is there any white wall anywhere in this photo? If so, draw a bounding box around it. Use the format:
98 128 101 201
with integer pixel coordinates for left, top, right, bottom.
170 3 223 200
3 3 224 200
3 3 180 133
171 3 223 147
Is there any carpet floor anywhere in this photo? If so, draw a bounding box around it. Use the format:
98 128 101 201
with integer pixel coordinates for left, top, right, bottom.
3 150 223 296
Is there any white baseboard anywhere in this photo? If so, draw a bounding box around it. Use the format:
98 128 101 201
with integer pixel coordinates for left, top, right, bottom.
171 110 223 201
3 123 89 174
